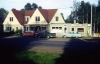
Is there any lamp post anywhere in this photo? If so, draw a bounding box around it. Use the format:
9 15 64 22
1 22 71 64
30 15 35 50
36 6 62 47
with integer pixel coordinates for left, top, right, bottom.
91 4 93 37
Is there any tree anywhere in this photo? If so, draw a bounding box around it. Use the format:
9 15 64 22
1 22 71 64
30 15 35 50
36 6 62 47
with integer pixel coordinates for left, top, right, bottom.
24 3 32 10
31 3 38 10
0 8 8 23
38 6 42 9
24 3 40 10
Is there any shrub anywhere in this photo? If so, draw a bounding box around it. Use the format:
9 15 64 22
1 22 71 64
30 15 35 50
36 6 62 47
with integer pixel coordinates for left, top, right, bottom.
13 30 22 36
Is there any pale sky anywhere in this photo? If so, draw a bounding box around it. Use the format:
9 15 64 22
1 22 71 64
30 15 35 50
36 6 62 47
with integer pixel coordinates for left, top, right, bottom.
0 0 98 19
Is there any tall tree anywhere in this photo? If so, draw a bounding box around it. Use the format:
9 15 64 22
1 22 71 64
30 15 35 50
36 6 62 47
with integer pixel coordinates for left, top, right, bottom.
31 3 38 10
38 6 42 9
0 8 8 23
24 3 40 10
24 3 32 10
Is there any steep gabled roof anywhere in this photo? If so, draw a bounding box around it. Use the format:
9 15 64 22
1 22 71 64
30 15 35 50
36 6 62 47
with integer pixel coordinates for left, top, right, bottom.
12 10 35 25
12 10 25 25
12 8 57 25
38 9 57 23
47 9 57 23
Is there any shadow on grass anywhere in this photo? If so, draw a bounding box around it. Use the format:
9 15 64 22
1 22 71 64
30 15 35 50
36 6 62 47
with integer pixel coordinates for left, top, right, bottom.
0 36 47 64
55 38 100 64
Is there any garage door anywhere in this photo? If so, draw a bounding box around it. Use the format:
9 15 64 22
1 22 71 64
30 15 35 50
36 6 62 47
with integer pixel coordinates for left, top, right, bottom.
51 27 62 37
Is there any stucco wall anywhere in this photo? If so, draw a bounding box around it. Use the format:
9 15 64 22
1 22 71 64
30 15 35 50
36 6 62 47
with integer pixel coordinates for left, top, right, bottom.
3 11 22 32
50 10 65 24
28 9 48 25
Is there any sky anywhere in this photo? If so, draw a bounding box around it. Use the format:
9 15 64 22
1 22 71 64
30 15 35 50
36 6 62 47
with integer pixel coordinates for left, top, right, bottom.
0 0 98 19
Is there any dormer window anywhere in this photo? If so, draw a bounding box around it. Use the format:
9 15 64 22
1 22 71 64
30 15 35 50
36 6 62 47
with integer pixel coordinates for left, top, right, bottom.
27 17 29 21
25 16 30 21
56 17 58 21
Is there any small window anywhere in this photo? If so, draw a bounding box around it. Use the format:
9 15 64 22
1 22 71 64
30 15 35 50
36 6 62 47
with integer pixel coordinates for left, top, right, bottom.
77 28 84 32
10 17 12 21
56 17 58 21
52 27 55 29
12 17 13 21
64 28 67 33
35 17 38 21
64 28 67 30
10 17 13 21
16 27 18 31
6 27 11 31
59 27 62 30
56 27 58 29
26 27 28 31
72 28 74 31
38 16 40 21
27 17 29 21
36 16 40 21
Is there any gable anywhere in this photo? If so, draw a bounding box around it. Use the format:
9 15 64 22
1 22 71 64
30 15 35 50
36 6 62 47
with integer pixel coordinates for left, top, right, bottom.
50 10 65 24
28 9 48 24
3 11 21 25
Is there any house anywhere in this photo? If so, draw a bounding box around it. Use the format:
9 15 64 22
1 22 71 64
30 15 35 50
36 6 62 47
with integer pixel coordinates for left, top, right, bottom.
3 8 91 37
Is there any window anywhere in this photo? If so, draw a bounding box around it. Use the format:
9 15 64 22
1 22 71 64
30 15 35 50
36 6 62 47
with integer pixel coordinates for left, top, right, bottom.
10 17 12 21
42 27 46 30
77 28 84 32
72 28 74 31
59 27 62 30
12 17 13 21
10 17 13 21
56 17 58 21
27 17 29 21
26 27 28 31
64 28 67 33
6 27 11 31
16 27 18 31
64 28 67 30
56 27 58 29
36 16 40 21
24 27 26 31
52 27 55 29
38 16 40 21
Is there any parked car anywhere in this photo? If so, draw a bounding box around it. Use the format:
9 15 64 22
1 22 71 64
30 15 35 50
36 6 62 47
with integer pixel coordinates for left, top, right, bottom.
37 30 56 38
62 32 82 38
22 31 34 37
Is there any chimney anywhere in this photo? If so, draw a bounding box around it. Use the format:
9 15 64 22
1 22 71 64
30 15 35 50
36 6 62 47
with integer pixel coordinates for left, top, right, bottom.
74 19 76 24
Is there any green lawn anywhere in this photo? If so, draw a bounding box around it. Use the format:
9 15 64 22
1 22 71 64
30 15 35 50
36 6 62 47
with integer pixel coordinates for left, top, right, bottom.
16 51 61 64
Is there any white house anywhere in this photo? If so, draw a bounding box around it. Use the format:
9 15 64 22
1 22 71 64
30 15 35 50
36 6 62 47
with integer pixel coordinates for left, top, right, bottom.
3 8 91 37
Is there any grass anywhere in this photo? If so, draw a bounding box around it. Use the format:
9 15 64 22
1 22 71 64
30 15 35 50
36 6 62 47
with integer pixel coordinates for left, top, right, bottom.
15 51 61 64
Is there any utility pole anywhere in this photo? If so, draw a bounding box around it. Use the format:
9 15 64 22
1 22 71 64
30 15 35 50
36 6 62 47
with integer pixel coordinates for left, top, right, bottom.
91 4 93 37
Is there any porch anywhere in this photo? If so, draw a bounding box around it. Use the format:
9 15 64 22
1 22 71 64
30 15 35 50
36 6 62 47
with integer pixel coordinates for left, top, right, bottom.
22 24 49 32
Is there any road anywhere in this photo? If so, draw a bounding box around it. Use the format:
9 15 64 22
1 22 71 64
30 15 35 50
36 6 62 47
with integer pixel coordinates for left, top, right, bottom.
0 36 100 64
1 36 71 53
0 36 100 53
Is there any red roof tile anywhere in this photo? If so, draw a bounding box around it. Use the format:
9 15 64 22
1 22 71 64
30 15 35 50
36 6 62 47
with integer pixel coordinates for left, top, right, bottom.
25 10 35 16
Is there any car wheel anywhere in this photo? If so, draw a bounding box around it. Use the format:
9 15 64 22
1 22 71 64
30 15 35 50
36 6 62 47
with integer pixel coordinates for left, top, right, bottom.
63 35 66 38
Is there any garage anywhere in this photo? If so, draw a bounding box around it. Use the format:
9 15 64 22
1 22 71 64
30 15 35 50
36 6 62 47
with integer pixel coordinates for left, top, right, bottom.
51 27 62 37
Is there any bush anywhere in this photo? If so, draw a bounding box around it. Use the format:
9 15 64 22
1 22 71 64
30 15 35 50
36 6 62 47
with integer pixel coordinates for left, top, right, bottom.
13 30 22 36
